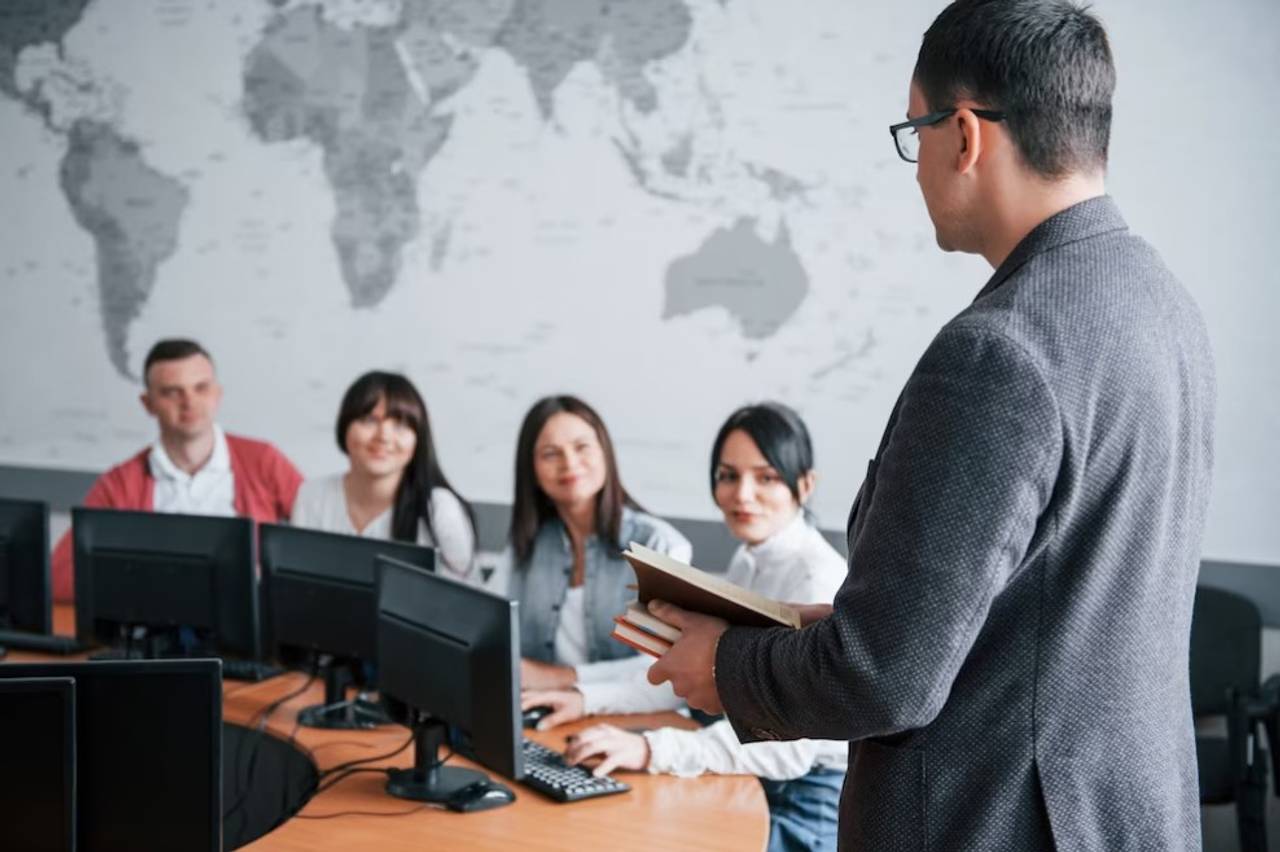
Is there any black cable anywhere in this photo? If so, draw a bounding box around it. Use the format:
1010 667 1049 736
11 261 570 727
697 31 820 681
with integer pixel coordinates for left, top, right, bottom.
314 766 389 795
295 804 432 820
222 671 317 820
305 739 381 754
317 730 416 780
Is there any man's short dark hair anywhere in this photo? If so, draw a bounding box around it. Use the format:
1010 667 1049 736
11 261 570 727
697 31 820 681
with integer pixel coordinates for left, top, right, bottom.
914 0 1115 179
143 338 213 382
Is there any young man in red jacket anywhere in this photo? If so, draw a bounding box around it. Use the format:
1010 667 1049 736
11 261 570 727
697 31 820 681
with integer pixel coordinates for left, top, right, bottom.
50 338 303 601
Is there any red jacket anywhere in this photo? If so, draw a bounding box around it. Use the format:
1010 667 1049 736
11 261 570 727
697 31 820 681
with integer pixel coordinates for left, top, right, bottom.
50 434 303 602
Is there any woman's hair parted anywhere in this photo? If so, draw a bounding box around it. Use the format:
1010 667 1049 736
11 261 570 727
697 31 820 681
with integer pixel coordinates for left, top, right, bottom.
508 395 640 563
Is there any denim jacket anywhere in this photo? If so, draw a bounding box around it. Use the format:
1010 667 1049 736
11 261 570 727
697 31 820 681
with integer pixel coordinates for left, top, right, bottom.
509 507 692 663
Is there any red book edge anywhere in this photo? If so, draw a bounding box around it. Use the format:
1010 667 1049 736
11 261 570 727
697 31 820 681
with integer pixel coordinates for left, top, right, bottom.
611 618 672 658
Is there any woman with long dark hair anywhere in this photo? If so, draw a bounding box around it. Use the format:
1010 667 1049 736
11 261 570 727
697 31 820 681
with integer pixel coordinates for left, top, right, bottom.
505 395 691 717
562 402 848 852
291 371 477 579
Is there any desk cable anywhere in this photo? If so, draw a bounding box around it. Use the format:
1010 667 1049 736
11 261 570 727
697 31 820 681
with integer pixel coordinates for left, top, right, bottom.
291 732 446 821
223 670 318 822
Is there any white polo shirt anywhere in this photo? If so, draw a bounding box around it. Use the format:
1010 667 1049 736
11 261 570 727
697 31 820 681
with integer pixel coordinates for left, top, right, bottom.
148 425 237 516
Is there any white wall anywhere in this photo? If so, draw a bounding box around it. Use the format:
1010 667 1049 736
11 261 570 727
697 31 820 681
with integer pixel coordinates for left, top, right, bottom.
1 0 1276 561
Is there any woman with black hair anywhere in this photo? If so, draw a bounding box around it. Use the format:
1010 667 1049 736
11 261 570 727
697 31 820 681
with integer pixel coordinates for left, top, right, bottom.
505 395 691 719
562 402 848 852
291 371 478 580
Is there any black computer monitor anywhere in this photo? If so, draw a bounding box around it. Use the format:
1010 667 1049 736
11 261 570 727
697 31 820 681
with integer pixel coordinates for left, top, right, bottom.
258 523 435 729
375 555 522 803
0 676 76 852
72 507 260 661
0 659 222 852
0 497 53 634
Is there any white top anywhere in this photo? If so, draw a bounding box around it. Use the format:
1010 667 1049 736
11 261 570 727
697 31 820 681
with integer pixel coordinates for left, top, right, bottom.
643 512 851 779
291 473 477 581
553 586 589 667
149 425 236 517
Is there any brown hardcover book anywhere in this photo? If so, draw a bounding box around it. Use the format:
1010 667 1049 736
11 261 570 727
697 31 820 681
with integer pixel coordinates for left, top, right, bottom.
610 619 673 658
621 542 801 629
621 600 683 643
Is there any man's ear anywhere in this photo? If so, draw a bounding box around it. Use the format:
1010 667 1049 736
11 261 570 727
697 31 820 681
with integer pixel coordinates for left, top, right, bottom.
954 108 983 175
139 390 154 417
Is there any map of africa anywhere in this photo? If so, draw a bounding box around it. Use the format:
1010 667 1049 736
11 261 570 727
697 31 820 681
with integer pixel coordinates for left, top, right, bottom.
0 0 983 523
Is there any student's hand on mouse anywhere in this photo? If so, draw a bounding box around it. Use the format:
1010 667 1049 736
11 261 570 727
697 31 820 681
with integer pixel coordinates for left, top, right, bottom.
564 724 650 777
645 600 728 715
520 658 577 690
521 688 584 730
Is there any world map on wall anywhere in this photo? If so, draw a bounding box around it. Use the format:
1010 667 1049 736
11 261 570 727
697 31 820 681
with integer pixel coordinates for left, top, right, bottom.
1 0 969 524
2 0 815 379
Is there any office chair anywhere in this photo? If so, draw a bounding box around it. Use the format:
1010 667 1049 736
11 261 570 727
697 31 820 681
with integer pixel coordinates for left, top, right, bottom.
1190 585 1280 852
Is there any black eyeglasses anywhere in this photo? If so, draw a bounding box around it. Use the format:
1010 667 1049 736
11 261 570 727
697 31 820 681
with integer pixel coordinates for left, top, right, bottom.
888 108 1006 163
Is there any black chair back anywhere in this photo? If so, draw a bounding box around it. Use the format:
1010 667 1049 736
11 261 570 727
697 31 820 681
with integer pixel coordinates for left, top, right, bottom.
1190 586 1261 716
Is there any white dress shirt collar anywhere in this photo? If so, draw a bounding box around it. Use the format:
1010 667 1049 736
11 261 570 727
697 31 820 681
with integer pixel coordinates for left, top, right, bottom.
149 425 230 483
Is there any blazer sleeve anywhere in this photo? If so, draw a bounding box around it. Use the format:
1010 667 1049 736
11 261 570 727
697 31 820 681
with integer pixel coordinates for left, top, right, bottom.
715 323 1063 743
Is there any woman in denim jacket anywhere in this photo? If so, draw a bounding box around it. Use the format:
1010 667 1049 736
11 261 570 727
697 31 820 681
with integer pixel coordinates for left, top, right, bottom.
505 395 691 717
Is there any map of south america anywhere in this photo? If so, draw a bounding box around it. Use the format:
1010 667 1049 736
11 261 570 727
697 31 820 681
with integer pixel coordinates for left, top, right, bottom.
3 0 188 378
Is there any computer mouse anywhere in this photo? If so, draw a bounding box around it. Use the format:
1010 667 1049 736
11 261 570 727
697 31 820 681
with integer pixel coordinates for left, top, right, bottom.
444 780 516 813
522 704 553 729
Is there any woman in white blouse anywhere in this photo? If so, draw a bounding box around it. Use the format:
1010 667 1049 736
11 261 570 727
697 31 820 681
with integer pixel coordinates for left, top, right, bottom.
291 371 477 580
564 402 848 852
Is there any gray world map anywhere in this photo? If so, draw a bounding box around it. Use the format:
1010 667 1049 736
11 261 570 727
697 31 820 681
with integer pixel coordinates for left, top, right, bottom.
1 0 809 377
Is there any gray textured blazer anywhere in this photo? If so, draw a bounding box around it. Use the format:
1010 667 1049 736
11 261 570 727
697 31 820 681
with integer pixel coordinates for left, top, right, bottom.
716 197 1215 851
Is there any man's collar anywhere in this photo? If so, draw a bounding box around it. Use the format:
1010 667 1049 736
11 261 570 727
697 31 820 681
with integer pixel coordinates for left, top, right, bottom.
975 195 1127 301
149 425 230 480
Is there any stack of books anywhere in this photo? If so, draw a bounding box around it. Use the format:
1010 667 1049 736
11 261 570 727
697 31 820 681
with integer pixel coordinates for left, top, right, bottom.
611 542 801 658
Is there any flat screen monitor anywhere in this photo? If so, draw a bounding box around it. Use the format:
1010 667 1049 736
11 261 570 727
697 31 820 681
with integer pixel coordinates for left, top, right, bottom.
0 659 222 852
258 523 434 728
376 555 522 802
0 676 76 852
0 497 52 634
72 507 259 660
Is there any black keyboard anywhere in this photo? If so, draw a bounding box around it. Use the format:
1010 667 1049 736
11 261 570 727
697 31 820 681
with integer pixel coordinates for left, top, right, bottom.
220 659 285 682
0 629 89 655
86 647 282 682
519 738 630 803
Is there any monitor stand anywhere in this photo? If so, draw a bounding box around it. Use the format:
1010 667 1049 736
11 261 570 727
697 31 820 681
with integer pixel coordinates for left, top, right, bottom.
296 658 391 730
88 623 183 660
385 714 490 803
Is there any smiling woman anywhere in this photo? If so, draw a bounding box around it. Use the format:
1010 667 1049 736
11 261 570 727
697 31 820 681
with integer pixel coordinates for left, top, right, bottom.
566 403 849 852
289 371 478 580
503 395 691 722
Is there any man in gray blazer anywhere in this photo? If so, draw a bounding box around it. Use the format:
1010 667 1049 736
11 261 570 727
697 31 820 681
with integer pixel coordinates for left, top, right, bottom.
647 1 1216 849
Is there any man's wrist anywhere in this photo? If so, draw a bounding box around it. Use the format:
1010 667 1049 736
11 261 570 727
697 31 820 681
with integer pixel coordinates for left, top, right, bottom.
710 625 727 682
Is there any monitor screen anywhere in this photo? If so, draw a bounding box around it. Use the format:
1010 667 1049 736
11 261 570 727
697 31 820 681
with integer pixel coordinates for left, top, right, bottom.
0 497 52 634
376 555 522 781
72 508 259 659
0 676 75 852
259 523 434 665
0 659 222 852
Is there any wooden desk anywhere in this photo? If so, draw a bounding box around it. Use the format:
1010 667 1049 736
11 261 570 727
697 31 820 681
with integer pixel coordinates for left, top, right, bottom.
5 606 768 851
